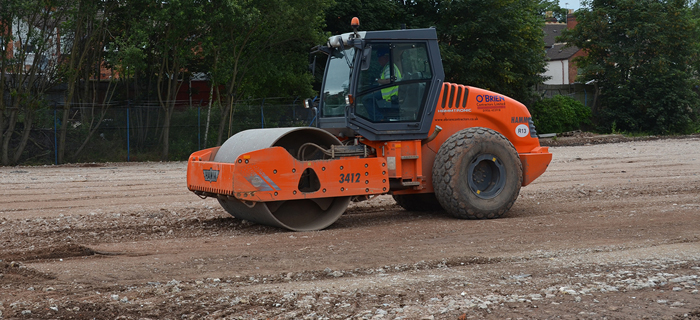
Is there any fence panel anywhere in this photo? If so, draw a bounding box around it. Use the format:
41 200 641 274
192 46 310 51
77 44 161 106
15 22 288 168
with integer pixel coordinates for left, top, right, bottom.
536 83 597 109
5 98 315 165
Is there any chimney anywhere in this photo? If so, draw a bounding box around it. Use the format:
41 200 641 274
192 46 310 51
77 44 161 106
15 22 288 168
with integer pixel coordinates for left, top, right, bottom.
567 9 578 29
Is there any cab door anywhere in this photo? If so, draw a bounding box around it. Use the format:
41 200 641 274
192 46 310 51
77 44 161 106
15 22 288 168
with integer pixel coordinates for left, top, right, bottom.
347 39 444 141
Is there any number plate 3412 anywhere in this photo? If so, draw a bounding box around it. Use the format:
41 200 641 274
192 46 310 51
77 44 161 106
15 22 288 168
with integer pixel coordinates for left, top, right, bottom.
339 173 361 183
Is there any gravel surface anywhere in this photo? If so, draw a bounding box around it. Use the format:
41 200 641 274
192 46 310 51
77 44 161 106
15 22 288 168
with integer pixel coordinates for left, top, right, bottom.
1 136 699 319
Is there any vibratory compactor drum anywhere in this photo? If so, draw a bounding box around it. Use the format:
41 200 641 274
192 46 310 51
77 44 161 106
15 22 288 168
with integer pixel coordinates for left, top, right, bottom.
205 127 352 231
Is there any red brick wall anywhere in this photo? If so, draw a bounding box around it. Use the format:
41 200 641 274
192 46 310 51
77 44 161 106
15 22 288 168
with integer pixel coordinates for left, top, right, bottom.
566 11 584 84
568 50 586 84
1 22 13 59
567 13 578 30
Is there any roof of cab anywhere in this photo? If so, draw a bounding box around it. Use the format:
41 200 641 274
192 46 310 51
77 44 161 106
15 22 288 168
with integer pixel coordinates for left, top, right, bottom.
358 28 439 41
330 28 438 48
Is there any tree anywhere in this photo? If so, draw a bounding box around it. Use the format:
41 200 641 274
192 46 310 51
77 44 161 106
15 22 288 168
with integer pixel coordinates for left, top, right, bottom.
147 0 207 160
0 0 67 165
561 0 700 134
424 0 548 104
204 0 329 146
325 0 549 104
324 0 407 34
105 1 154 153
58 0 116 163
539 0 569 22
107 0 208 161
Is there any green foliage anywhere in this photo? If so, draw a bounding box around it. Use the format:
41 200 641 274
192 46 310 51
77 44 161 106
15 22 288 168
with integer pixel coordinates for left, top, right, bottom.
325 0 407 34
199 0 329 145
18 0 674 164
0 0 69 165
432 0 548 104
325 0 549 104
530 95 591 134
561 0 700 134
204 0 330 98
538 0 569 22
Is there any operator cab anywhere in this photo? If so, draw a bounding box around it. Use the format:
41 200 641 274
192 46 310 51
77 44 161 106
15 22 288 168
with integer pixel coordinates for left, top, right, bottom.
313 21 445 141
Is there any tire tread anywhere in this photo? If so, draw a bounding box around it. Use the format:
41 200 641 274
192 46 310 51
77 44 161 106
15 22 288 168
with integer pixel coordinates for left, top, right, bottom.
432 127 523 219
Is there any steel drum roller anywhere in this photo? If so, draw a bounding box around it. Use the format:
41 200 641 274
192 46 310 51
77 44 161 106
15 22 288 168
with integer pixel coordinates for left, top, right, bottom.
214 127 351 231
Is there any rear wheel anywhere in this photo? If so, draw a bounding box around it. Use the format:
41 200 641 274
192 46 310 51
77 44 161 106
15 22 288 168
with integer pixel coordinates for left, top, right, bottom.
392 193 443 212
432 127 522 219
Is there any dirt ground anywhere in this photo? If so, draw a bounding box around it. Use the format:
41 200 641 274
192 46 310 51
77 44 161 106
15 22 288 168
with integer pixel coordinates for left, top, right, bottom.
1 134 700 319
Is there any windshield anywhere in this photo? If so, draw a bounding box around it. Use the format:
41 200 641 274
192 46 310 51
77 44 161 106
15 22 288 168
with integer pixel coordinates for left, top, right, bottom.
321 47 355 117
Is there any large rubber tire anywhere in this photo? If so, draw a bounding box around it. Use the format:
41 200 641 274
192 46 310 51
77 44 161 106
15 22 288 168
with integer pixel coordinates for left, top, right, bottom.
432 127 523 219
392 193 443 212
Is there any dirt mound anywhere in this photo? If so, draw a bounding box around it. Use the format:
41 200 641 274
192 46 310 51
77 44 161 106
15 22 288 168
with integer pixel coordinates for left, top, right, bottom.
539 131 700 147
0 261 54 282
2 244 97 262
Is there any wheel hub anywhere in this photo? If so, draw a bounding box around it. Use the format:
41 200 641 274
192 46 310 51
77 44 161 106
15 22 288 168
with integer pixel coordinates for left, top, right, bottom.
467 154 506 199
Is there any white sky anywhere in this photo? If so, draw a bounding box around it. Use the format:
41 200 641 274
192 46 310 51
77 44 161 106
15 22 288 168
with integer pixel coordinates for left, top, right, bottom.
559 0 583 10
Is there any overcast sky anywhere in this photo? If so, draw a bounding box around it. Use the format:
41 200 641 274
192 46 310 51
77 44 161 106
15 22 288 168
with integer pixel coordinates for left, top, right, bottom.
559 0 582 10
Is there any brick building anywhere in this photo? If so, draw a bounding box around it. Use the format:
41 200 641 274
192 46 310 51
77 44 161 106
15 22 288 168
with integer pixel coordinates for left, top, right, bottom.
542 11 586 85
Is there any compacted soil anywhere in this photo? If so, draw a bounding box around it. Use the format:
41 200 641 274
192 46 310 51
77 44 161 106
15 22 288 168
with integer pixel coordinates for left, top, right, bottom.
1 135 699 319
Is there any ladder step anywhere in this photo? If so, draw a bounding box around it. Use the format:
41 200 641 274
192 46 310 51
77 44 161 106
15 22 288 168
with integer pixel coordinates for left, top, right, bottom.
401 181 421 187
401 155 420 160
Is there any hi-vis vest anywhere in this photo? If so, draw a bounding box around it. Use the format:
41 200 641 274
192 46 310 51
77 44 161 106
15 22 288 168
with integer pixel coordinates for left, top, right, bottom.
380 64 401 101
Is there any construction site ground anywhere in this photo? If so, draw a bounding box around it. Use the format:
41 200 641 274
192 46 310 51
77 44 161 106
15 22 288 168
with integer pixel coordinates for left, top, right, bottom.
1 133 700 319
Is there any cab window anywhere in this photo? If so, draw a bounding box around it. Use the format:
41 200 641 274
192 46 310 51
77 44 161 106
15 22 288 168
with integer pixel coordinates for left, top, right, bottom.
321 47 355 117
355 42 433 123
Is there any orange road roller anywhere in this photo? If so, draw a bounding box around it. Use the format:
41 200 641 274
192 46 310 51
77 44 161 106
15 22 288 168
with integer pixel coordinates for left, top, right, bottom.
187 20 552 231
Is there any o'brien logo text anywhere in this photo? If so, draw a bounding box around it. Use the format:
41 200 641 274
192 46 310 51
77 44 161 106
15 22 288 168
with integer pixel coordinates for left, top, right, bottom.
476 94 505 103
476 94 506 111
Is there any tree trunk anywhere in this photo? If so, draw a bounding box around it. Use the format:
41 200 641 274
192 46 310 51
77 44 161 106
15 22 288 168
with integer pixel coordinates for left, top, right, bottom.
12 109 33 164
205 84 213 149
58 106 71 164
216 93 232 147
161 108 171 160
217 75 239 146
58 0 105 163
160 75 181 161
204 51 219 149
591 83 600 115
73 79 115 158
0 109 6 163
0 54 7 153
1 108 18 165
156 43 181 161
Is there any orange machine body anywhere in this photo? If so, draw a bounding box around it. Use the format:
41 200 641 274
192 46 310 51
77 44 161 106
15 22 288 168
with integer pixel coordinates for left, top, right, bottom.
187 83 551 203
188 146 389 201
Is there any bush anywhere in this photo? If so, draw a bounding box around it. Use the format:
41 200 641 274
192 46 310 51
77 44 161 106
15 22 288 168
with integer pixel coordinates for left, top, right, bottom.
529 95 591 134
